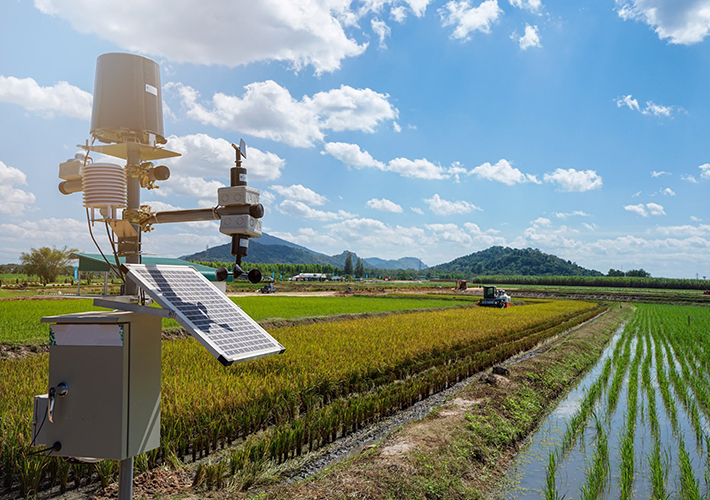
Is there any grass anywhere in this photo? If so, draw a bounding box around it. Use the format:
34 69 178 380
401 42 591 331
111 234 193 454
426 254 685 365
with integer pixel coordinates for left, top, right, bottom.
0 295 477 344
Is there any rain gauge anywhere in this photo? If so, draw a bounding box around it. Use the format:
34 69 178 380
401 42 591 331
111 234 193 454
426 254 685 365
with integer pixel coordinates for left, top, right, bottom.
32 53 284 499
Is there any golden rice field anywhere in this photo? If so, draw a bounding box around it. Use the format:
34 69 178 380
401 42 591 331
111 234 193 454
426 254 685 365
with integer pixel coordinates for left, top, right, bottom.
0 299 600 496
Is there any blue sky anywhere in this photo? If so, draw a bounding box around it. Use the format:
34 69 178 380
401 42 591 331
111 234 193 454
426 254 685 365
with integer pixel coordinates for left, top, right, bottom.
1 0 709 278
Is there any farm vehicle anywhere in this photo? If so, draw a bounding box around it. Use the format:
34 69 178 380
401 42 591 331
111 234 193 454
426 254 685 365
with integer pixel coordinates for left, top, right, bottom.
478 285 511 308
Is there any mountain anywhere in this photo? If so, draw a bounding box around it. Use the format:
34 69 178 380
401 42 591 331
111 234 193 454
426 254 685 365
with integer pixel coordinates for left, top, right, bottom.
180 234 427 271
365 257 427 271
428 246 602 276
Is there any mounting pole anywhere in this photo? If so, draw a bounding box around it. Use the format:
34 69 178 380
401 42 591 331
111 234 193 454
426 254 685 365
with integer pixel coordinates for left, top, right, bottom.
125 143 141 297
118 455 133 500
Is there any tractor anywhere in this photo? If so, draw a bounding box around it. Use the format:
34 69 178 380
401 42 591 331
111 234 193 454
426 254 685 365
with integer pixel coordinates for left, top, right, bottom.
478 285 511 308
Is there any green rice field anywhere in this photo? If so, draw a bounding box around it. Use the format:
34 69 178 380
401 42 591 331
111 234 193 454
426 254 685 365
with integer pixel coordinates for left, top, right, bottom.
0 294 477 344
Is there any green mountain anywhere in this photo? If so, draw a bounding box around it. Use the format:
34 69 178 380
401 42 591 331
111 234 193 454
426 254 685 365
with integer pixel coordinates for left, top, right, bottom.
180 234 427 271
428 246 602 276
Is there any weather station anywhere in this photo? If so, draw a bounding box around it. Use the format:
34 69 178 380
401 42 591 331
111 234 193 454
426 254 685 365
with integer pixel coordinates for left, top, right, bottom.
31 52 284 500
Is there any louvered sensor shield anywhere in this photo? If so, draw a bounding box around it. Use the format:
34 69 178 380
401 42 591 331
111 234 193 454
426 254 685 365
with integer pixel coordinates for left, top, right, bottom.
122 264 284 365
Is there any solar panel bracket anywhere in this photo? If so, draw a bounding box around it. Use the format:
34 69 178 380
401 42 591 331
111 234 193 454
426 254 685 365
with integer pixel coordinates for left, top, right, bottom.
93 298 176 319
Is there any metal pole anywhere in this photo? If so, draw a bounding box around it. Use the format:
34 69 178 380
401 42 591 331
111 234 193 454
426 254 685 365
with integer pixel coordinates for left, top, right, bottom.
118 456 133 500
125 144 141 296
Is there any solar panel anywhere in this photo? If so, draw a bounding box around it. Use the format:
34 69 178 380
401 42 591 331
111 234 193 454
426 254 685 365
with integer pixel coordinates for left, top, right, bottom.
122 264 284 365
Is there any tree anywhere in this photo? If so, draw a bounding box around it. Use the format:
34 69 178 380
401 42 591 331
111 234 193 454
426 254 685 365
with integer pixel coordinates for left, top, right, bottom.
343 252 353 276
20 246 77 284
626 268 651 278
355 258 365 278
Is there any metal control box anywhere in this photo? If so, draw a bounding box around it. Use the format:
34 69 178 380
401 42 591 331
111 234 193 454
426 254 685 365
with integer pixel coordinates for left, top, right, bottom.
40 311 161 460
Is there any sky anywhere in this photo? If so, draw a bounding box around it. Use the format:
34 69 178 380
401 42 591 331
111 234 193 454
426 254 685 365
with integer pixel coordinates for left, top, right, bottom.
1 0 709 278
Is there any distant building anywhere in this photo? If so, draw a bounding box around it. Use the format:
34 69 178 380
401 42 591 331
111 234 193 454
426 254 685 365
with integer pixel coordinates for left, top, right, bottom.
289 273 328 282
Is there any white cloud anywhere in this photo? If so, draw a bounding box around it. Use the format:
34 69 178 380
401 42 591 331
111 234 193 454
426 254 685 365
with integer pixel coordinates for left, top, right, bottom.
393 121 402 132
615 94 682 117
0 76 91 120
0 218 102 253
700 163 710 179
272 185 328 206
164 133 285 181
387 157 450 180
516 24 541 49
367 198 403 213
439 0 503 41
170 81 397 148
323 142 450 180
654 224 710 237
278 200 355 221
323 142 386 169
424 194 480 215
391 5 408 21
661 187 676 196
554 210 589 219
651 170 671 177
371 18 391 48
583 223 597 231
682 174 699 183
691 216 702 222
34 0 367 74
616 0 710 45
0 161 36 215
509 0 542 11
325 217 427 250
624 202 666 217
632 191 642 197
158 176 226 201
411 207 425 215
469 159 539 185
544 168 603 192
532 217 551 227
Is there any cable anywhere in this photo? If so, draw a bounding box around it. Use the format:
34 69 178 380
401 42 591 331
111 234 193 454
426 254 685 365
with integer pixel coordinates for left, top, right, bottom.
30 405 48 447
26 442 61 456
104 220 125 283
87 207 122 281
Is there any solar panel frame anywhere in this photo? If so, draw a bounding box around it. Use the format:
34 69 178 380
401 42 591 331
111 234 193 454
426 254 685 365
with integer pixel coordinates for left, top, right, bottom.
122 264 284 365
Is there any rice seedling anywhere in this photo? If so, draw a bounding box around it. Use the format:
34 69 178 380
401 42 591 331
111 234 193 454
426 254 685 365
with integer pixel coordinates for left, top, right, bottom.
580 414 609 500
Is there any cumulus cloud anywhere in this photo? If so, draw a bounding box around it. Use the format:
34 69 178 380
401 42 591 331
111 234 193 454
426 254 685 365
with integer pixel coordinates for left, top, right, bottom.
0 161 36 215
532 217 552 227
615 94 683 117
322 142 386 169
424 194 481 215
367 198 403 213
660 187 676 196
371 18 391 48
651 170 671 177
387 158 451 180
0 76 91 120
700 163 710 179
682 174 698 183
624 202 666 217
544 168 603 192
469 159 539 185
516 24 541 49
509 0 542 11
583 223 598 231
164 133 285 181
411 207 425 215
271 185 328 206
323 142 450 179
439 0 503 40
278 199 355 221
169 81 397 148
0 218 100 252
554 210 589 219
34 0 367 74
654 224 710 237
616 0 710 45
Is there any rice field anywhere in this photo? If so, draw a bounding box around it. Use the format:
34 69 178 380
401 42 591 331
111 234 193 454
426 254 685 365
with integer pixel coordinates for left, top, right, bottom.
0 299 599 496
498 303 710 499
0 294 477 344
